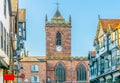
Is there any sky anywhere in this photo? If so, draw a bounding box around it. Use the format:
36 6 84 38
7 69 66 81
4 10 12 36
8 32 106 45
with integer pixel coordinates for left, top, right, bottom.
19 0 120 56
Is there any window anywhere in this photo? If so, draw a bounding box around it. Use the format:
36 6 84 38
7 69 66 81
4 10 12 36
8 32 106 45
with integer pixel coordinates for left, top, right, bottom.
4 28 6 53
94 62 97 75
31 76 39 82
0 22 1 48
100 58 104 74
1 22 3 49
55 63 66 82
4 0 6 17
96 42 99 53
76 64 87 81
116 50 120 63
105 59 109 69
107 78 112 83
115 76 120 83
32 64 38 72
18 22 23 37
56 32 62 46
19 22 26 40
7 33 9 56
112 50 117 65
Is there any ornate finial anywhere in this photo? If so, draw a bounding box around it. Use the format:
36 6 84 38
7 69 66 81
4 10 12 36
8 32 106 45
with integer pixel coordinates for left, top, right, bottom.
69 15 71 25
45 14 48 21
56 0 60 9
69 15 71 21
98 14 100 20
45 14 48 25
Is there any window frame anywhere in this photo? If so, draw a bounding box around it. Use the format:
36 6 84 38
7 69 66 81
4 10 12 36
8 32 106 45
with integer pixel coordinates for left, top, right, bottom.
31 64 39 72
31 76 39 82
56 32 62 46
55 63 66 82
76 64 87 81
4 0 6 18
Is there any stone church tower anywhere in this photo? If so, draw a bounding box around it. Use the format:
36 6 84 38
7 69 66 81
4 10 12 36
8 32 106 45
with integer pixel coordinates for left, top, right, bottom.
20 5 89 83
45 6 71 56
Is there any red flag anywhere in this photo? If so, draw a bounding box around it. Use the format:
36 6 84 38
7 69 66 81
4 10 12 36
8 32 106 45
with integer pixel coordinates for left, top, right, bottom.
4 74 14 80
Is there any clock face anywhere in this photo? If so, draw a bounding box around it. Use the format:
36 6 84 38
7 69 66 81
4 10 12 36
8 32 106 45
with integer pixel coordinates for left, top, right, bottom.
56 46 62 52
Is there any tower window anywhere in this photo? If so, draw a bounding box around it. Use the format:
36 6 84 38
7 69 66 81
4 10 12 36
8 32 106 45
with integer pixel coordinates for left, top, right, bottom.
56 32 61 46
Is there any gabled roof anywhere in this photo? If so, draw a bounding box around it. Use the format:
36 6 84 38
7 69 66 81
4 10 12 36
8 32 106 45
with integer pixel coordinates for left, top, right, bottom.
95 19 120 40
99 19 120 32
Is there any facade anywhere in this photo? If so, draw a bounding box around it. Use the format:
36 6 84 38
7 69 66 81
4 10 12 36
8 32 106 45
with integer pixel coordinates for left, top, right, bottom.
19 56 46 83
0 0 11 82
88 19 120 83
10 0 27 82
45 6 89 83
0 0 26 82
20 6 89 83
45 7 71 56
46 57 89 83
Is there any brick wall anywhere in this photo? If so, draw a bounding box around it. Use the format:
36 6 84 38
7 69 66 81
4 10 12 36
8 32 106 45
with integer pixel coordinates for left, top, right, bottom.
46 26 71 56
20 61 46 83
46 59 89 83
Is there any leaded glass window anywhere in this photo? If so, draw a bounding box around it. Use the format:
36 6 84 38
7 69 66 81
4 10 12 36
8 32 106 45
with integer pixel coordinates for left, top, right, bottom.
76 64 87 81
55 63 66 82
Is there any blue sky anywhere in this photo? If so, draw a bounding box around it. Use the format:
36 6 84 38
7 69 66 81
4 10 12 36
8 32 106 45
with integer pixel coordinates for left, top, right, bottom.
19 0 120 56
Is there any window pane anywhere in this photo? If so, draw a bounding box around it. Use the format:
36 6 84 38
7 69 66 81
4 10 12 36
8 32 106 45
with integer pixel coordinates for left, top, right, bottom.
77 64 87 81
55 63 66 82
56 32 62 46
4 0 6 17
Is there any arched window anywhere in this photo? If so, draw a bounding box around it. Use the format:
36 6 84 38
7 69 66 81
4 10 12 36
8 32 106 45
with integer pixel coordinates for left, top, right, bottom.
55 63 66 82
56 32 61 46
76 64 87 81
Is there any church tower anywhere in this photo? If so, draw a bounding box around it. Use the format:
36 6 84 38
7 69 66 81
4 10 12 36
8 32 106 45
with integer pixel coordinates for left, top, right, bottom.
45 6 71 56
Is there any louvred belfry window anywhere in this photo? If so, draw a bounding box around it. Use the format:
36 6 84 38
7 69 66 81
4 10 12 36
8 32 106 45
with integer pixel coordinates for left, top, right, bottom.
56 32 61 46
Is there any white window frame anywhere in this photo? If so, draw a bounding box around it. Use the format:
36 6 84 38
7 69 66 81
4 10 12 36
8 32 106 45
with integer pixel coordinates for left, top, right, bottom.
31 76 39 82
32 64 38 72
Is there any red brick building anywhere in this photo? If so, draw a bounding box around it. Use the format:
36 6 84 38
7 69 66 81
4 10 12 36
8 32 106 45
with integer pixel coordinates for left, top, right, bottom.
19 56 46 83
20 6 89 83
